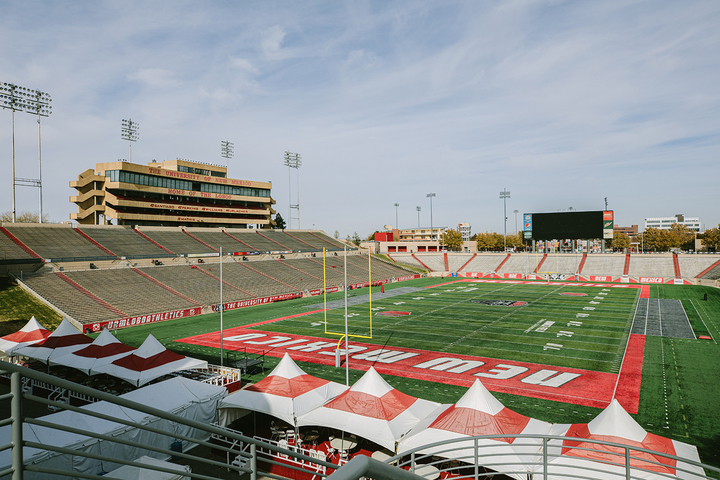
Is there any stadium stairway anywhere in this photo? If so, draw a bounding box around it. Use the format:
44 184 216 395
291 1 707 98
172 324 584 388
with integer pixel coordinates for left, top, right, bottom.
623 254 631 276
495 253 511 272
577 253 587 275
533 253 547 274
457 254 476 272
673 253 681 278
443 253 449 271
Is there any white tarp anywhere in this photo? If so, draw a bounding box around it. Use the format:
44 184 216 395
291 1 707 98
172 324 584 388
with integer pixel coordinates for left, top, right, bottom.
0 377 227 480
547 399 706 480
91 334 207 387
13 318 93 363
399 379 552 480
0 316 51 355
49 328 136 375
298 367 439 451
104 455 191 480
218 352 348 427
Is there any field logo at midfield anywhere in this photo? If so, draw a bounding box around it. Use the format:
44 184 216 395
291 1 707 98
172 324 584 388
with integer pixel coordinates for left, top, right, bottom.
177 327 622 409
471 299 528 307
560 292 588 296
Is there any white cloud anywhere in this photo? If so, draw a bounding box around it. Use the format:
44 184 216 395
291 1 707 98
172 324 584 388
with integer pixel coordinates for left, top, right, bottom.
127 68 178 87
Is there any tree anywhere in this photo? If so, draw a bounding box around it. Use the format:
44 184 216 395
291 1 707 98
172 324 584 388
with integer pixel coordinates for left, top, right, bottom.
440 229 463 251
0 211 51 223
272 213 286 230
668 223 694 250
333 230 340 239
474 231 504 251
351 231 361 246
639 227 671 252
701 225 720 252
608 232 631 251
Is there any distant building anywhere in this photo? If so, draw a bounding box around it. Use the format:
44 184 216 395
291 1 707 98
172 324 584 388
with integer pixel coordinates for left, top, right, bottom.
70 159 275 228
614 225 638 236
644 214 701 232
458 223 471 242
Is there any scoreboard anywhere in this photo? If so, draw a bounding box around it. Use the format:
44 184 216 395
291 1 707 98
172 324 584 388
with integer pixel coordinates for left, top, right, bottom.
524 211 613 240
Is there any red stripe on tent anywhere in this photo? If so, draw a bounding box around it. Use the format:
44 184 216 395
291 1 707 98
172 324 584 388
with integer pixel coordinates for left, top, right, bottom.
2 330 51 343
247 374 330 398
613 334 645 414
177 327 618 409
325 389 418 421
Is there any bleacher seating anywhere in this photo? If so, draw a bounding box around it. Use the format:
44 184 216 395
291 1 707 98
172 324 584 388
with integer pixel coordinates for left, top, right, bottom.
447 254 474 272
4 224 110 259
0 228 37 260
78 226 170 258
140 264 253 304
288 232 346 250
21 273 122 323
196 261 293 298
627 256 676 279
259 231 316 252
534 254 584 275
183 230 257 253
226 231 289 252
580 255 626 277
699 260 720 280
496 254 539 275
451 254 506 273
411 255 446 272
678 256 720 279
135 229 209 254
63 268 199 317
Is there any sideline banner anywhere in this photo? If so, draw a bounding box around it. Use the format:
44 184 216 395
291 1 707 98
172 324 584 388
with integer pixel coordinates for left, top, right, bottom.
84 307 202 333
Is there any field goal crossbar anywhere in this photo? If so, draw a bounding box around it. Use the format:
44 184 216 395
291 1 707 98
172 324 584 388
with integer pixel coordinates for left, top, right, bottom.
323 248 373 344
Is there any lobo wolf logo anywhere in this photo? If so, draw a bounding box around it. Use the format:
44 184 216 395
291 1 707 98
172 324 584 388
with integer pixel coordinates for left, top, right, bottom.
471 300 527 307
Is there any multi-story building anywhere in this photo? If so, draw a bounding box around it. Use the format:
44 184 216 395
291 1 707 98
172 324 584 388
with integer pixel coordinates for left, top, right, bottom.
458 223 471 242
614 225 638 236
70 159 275 228
644 214 702 232
397 226 447 242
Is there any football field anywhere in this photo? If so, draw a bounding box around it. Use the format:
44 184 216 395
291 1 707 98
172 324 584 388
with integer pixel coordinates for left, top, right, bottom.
113 276 720 469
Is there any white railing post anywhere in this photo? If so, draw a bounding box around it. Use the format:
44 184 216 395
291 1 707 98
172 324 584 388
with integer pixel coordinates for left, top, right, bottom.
250 443 257 480
474 437 479 479
626 446 631 480
543 437 548 480
11 371 23 480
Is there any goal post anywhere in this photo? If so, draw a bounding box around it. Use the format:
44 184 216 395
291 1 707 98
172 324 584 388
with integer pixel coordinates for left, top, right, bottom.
323 248 373 340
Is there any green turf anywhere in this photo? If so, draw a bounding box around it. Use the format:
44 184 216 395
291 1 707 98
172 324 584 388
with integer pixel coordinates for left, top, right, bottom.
0 277 63 336
3 275 720 472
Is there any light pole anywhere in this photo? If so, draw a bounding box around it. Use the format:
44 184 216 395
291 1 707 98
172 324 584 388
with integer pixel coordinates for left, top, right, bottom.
394 203 399 229
500 188 510 251
283 151 302 229
1 83 52 223
514 210 519 234
416 206 421 229
427 193 436 240
221 140 234 170
121 119 139 163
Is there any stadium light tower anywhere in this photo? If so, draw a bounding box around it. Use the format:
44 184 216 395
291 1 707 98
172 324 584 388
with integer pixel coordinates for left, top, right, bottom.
394 203 399 229
284 151 302 229
426 193 436 240
500 188 510 251
121 118 139 163
221 140 234 170
1 82 52 223
416 206 421 228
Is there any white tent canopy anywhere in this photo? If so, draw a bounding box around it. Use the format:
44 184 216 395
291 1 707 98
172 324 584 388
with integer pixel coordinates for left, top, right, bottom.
0 316 51 355
548 399 706 480
91 334 207 387
0 377 226 479
49 328 136 375
13 318 93 364
218 353 348 427
298 367 439 451
399 378 552 480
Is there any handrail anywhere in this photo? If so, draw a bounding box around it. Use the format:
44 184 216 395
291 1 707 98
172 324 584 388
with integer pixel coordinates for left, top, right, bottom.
1 360 717 480
0 360 339 480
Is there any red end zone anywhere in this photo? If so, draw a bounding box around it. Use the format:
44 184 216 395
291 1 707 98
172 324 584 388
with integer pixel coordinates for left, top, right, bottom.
177 327 643 412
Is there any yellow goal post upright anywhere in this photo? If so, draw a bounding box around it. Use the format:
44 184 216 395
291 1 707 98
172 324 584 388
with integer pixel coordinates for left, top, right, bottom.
323 247 373 340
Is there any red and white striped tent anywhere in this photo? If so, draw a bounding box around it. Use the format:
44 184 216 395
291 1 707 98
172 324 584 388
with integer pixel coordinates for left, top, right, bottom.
13 318 93 364
49 328 136 375
218 353 348 427
91 334 207 387
399 378 552 480
298 367 440 451
547 399 705 480
0 316 51 355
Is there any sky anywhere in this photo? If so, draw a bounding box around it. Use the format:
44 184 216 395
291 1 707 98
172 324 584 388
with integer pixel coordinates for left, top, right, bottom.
1 0 719 239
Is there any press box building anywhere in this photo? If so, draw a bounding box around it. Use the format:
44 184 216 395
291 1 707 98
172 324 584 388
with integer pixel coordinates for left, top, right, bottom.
70 159 275 228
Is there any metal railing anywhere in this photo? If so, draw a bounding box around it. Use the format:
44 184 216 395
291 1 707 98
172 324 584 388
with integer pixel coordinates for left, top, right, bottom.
2 360 716 480
0 360 374 480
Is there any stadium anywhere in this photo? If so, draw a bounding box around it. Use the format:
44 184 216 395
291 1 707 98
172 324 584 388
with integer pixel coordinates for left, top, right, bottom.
2 217 720 479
